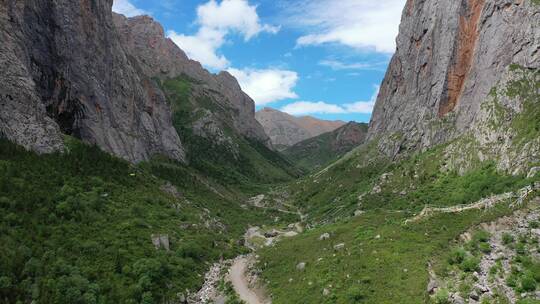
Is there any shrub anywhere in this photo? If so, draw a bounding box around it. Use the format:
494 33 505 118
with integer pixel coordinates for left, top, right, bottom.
448 247 466 265
479 242 492 254
502 233 514 246
473 230 491 243
434 289 450 304
521 275 537 292
460 256 480 273
346 286 365 301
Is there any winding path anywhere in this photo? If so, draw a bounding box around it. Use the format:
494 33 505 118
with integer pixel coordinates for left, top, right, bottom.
229 257 271 304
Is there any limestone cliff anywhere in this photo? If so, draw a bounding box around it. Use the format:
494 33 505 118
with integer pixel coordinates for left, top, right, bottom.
0 0 185 163
0 1 272 163
368 0 539 173
113 14 272 149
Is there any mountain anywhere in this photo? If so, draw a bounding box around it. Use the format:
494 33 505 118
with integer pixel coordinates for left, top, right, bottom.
0 1 299 303
368 0 540 171
1 0 539 303
112 14 298 185
0 0 274 164
256 1 540 303
282 122 368 171
255 107 346 150
0 0 184 163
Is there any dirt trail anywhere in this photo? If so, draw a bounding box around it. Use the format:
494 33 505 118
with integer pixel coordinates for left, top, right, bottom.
229 256 271 304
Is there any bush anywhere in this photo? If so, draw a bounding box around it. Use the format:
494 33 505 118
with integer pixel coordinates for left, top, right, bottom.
448 247 466 265
473 230 491 243
521 275 537 292
434 289 450 304
479 242 492 254
460 256 480 273
346 286 365 301
502 233 514 246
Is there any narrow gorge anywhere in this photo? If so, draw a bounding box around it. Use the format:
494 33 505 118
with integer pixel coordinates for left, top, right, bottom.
0 0 538 304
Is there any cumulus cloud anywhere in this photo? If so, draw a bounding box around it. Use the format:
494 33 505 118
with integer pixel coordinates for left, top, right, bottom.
112 0 149 17
168 0 279 70
283 0 406 53
319 59 387 71
281 85 379 116
228 68 298 105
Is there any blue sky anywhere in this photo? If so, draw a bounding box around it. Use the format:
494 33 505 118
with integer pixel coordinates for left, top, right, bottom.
112 0 406 123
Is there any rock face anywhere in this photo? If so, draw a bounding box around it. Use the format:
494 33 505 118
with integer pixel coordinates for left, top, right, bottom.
256 107 346 150
368 0 540 161
113 14 272 148
283 122 368 170
0 1 272 163
0 0 185 163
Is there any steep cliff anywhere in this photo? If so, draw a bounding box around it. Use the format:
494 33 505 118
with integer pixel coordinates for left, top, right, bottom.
0 1 273 164
368 0 539 173
113 14 272 148
256 107 346 150
0 0 185 163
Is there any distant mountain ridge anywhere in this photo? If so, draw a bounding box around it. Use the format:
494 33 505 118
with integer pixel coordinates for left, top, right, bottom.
283 121 368 171
255 107 346 150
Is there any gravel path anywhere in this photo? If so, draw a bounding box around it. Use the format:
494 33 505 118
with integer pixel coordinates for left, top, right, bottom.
229 256 271 304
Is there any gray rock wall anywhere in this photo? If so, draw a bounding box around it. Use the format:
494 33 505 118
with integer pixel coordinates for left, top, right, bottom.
113 14 272 149
0 0 185 163
368 0 540 157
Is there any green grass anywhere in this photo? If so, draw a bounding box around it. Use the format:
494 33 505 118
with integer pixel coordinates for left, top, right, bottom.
0 138 297 304
505 65 540 146
282 122 368 171
159 76 300 189
258 137 539 303
258 204 520 303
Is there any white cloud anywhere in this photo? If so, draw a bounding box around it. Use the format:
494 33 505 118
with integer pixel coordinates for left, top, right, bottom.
112 0 149 17
168 28 229 70
281 85 379 115
167 0 278 70
228 68 298 105
283 0 406 53
281 101 346 115
319 59 386 71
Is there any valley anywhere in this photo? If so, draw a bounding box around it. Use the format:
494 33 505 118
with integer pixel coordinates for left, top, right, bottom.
0 0 539 304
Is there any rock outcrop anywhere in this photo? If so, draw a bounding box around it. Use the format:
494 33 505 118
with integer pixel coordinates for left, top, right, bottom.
0 0 185 163
368 0 540 165
0 1 273 163
256 107 346 150
113 14 272 148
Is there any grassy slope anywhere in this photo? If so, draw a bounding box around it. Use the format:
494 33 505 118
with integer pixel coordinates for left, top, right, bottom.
258 65 540 303
282 123 368 172
259 143 539 303
0 73 305 303
160 75 301 192
0 138 299 304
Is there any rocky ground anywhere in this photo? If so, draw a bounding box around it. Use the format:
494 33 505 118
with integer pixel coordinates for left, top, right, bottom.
431 197 540 304
191 218 304 303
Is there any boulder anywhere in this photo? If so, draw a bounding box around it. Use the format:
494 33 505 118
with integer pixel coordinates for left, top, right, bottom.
528 167 540 178
334 243 345 250
151 234 170 251
319 233 330 240
264 230 279 238
296 262 306 271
